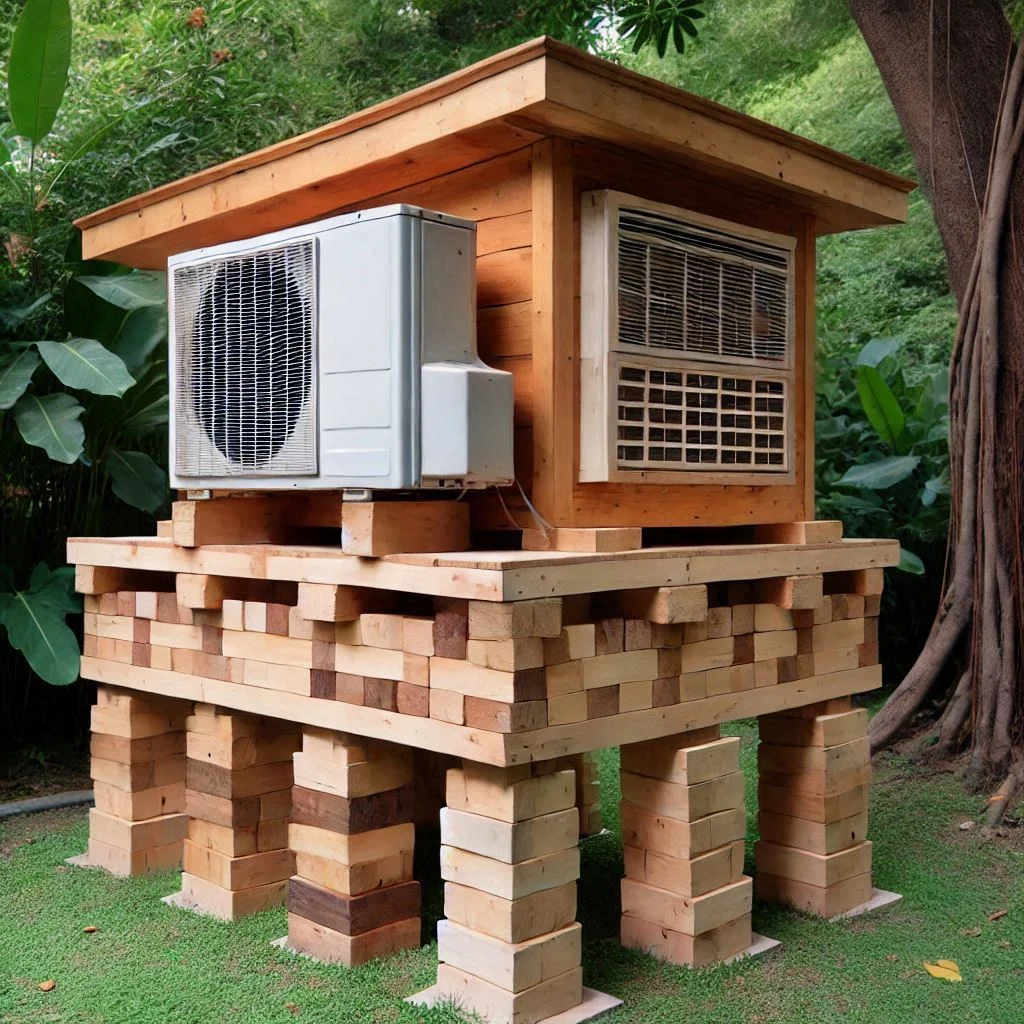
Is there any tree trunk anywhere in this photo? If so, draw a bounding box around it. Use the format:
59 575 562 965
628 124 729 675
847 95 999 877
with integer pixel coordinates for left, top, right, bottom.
847 0 1024 784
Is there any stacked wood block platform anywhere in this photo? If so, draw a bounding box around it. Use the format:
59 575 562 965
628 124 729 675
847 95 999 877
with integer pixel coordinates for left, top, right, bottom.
177 705 299 918
755 702 874 917
286 728 421 964
619 726 751 964
435 762 584 1024
86 685 187 875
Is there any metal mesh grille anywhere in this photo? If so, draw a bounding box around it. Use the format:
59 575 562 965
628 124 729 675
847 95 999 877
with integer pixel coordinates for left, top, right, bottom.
617 208 791 364
616 362 788 471
173 239 317 476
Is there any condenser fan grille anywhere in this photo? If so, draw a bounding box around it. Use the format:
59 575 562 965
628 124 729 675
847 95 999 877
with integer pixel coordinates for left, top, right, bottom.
173 239 317 476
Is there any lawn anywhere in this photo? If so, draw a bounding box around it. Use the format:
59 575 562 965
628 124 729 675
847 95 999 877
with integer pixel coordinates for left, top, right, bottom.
2 723 1022 1024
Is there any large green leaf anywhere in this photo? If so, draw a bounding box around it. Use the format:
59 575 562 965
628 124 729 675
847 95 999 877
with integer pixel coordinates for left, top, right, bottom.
37 338 135 396
110 305 167 372
839 454 921 490
7 0 72 143
13 392 85 463
0 562 80 685
856 336 903 368
0 348 40 408
856 364 905 449
107 449 166 512
898 547 926 575
75 272 166 311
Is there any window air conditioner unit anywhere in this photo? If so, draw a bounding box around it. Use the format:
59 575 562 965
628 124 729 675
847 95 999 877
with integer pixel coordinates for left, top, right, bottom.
580 190 796 483
168 206 515 491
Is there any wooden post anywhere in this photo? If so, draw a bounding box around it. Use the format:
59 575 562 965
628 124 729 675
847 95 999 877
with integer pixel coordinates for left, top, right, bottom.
175 706 299 919
285 728 421 965
619 726 754 965
435 761 584 1024
755 704 873 917
82 686 188 875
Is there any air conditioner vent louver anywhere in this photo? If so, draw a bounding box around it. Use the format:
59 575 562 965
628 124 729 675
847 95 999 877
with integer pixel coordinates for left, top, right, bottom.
173 239 317 477
617 208 790 364
615 362 788 471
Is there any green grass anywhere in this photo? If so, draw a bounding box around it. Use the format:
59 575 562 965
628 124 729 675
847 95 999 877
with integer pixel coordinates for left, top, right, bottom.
2 729 1022 1023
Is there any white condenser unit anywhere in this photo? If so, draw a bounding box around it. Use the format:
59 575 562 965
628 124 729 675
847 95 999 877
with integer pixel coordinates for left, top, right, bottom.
168 206 515 491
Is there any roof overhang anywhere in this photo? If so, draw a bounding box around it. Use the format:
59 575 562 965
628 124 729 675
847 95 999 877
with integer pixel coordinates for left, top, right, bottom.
75 37 916 269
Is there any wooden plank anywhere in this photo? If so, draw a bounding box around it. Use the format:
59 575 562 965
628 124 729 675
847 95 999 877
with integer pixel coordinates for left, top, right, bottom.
440 807 579 864
619 876 752 937
621 912 751 967
440 845 580 901
294 849 414 897
341 501 470 557
290 785 414 835
521 528 642 552
619 771 744 822
173 497 290 548
758 809 868 856
624 840 744 898
444 880 577 944
620 803 744 860
289 876 421 936
446 766 576 823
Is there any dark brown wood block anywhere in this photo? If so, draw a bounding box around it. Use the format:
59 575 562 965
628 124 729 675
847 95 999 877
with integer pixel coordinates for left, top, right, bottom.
796 628 814 655
288 876 421 936
510 667 547 702
133 617 151 644
587 684 619 718
186 789 261 829
310 669 336 699
132 642 151 667
733 633 755 665
433 598 468 660
364 677 398 712
291 784 414 835
265 603 291 636
186 758 293 800
777 655 799 683
595 618 625 655
652 676 680 707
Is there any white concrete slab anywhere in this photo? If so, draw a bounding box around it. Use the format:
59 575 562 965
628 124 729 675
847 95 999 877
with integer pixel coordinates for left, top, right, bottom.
161 889 217 918
834 888 903 920
720 932 781 965
406 985 622 1023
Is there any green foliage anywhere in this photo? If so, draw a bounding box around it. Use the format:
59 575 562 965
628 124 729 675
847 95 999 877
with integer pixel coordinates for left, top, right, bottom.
7 0 72 142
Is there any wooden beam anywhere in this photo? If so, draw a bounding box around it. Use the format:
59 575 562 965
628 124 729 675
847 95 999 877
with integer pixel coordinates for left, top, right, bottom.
341 501 470 557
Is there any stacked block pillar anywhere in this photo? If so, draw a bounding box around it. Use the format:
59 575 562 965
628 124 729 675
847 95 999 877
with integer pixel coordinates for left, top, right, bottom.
755 700 873 917
619 726 753 965
436 761 584 1024
286 728 421 965
87 685 188 874
179 704 299 918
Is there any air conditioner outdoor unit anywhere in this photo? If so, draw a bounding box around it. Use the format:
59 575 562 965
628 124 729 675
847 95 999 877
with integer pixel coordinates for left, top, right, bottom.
167 206 515 491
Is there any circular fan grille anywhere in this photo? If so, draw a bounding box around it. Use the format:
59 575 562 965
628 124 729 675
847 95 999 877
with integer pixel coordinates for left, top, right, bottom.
192 250 312 468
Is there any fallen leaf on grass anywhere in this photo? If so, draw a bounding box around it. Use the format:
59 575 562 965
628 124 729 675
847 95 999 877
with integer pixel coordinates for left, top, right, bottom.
923 960 963 982
988 909 1008 922
38 980 56 992
885 954 899 962
958 820 975 830
961 927 982 937
83 926 98 934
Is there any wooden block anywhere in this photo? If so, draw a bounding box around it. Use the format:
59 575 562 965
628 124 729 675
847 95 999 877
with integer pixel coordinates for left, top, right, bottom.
830 594 866 620
257 818 289 852
521 526 641 552
430 688 465 725
758 782 869 825
92 779 184 821
360 613 404 650
620 876 752 937
177 574 228 610
179 871 287 919
91 753 185 792
86 836 183 876
296 583 365 622
446 767 575 824
758 809 869 855
468 599 562 640
546 661 583 697
826 568 884 596
91 705 184 740
440 807 578 864
757 736 870 777
186 758 293 800
294 849 414 897
90 730 185 764
586 685 619 718
620 737 740 786
547 691 588 726
440 845 580 901
437 919 581 993
754 520 844 544
186 789 259 829
433 598 469 659
429 658 545 703
731 604 755 635
758 575 824 610
619 771 744 822
619 585 708 624
756 839 872 888
288 822 415 866
188 817 258 858
334 643 405 680
680 637 734 673
594 618 625 655
623 619 653 651
626 840 744 898
622 912 752 967
291 784 413 835
619 679 654 712
289 875 421 936
620 803 744 860
467 637 545 673
186 730 299 770
706 607 732 639
705 663 755 695
754 659 779 687
435 962 583 1024
655 675 683 705
292 751 412 799
754 605 794 632
88 808 187 852
341 499 469 556
753 629 798 662
676 672 704 702
864 593 882 616
754 871 873 918
758 708 868 749
182 840 293 890
402 616 436 656
858 641 880 667
444 880 577 944
812 646 860 675
287 912 420 966
396 681 430 717
812 618 866 652
464 697 547 734
172 496 288 547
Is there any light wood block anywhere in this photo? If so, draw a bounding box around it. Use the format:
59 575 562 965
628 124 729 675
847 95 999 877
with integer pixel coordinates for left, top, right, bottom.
172 496 287 547
296 583 365 622
758 574 823 610
446 766 576 823
444 881 577 944
753 604 794 632
758 782 869 825
812 618 866 652
86 836 183 876
468 599 562 640
292 751 412 799
759 708 868 749
757 736 869 775
625 840 744 898
287 911 421 965
176 870 287 919
619 771 744 822
620 737 740 786
754 870 873 918
435 962 583 1024
440 845 580 901
619 585 708 625
620 876 752 936
522 527 641 552
88 808 187 852
679 637 734 673
759 810 869 855
341 500 470 557
437 919 581 993
288 822 415 866
440 807 579 864
580 649 659 689
182 839 293 890
294 850 414 897
361 613 405 650
93 780 185 820
755 839 872 888
759 761 871 799
468 637 545 672
621 912 752 966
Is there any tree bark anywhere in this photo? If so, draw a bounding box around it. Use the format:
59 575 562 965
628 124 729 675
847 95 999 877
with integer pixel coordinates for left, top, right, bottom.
847 0 1024 780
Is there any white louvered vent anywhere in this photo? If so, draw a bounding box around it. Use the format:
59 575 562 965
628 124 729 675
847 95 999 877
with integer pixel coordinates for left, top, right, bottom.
173 239 318 477
616 206 791 364
580 191 797 483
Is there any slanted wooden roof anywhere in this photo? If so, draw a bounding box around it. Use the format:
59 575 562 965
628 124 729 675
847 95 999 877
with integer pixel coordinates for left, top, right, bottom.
75 36 915 268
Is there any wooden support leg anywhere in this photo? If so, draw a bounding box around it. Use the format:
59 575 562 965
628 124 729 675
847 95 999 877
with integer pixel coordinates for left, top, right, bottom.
175 706 299 919
552 752 602 837
81 686 188 876
755 704 874 917
285 728 421 965
619 726 754 965
434 761 585 1024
